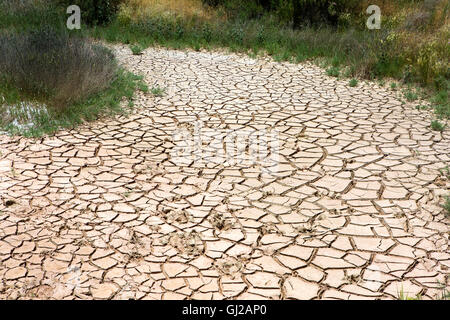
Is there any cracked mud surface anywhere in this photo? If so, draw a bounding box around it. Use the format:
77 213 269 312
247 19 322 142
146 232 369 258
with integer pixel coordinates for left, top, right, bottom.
0 45 449 300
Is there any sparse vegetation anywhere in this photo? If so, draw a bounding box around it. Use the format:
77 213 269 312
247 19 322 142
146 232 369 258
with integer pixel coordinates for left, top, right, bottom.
416 105 428 111
130 43 144 55
349 79 358 87
1 69 148 137
150 86 166 97
439 166 450 179
326 67 340 77
404 88 419 102
431 120 445 132
443 196 450 217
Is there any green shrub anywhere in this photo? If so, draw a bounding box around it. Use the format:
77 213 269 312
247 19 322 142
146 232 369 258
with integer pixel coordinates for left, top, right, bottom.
292 0 360 27
202 0 225 6
150 86 166 97
203 0 361 26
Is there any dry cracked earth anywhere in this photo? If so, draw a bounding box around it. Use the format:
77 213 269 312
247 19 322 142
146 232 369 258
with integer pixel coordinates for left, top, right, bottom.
0 45 449 300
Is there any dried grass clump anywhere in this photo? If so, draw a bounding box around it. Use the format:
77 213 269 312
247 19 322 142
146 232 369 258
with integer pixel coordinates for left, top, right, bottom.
0 28 117 110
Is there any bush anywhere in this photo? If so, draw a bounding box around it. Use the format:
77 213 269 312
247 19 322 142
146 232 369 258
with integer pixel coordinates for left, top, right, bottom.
202 0 225 6
55 0 124 26
0 27 117 110
202 0 361 26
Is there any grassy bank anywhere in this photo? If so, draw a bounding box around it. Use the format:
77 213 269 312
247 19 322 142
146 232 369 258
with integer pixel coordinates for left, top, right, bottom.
0 0 147 137
0 68 147 137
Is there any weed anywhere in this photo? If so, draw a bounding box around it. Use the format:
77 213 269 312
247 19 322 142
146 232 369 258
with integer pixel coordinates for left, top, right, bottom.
430 120 445 132
326 67 340 77
432 88 449 119
150 86 166 97
398 286 422 300
443 195 450 217
349 79 358 87
130 44 144 55
404 89 419 102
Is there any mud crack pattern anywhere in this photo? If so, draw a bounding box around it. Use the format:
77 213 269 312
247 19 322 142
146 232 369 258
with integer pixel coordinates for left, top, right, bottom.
0 46 449 300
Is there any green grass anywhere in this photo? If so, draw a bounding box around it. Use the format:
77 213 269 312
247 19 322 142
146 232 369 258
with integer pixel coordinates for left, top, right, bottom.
443 196 450 217
432 89 450 119
415 105 429 111
326 67 340 77
89 15 371 77
130 44 144 55
349 79 358 87
150 86 166 97
398 287 422 300
404 88 419 102
390 82 397 90
0 1 66 32
0 69 148 137
430 120 445 132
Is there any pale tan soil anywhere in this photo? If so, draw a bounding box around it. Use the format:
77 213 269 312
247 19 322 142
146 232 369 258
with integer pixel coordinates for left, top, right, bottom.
0 45 448 300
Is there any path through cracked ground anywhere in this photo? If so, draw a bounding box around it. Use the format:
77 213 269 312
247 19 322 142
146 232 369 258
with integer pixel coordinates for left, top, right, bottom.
0 45 449 300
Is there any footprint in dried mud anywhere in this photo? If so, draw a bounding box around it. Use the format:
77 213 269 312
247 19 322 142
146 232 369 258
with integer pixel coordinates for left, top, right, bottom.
167 231 204 257
258 222 280 235
343 270 362 284
214 257 244 277
208 211 234 231
165 210 191 224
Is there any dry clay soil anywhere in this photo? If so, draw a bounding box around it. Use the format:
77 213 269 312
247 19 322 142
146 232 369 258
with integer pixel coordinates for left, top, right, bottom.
0 45 449 300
